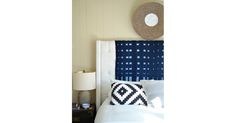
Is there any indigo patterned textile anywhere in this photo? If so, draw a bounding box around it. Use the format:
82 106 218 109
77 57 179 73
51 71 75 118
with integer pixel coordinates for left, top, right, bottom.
115 40 164 81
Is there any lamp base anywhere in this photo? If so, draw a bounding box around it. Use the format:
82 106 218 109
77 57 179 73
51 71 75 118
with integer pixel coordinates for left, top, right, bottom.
78 90 91 105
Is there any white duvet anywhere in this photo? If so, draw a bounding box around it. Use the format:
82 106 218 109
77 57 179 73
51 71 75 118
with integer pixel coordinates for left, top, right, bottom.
95 98 164 123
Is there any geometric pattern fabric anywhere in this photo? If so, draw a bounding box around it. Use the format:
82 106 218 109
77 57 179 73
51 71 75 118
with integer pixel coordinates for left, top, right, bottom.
110 82 148 106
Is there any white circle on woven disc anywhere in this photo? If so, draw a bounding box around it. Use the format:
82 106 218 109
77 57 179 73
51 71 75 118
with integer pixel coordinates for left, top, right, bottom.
144 13 159 27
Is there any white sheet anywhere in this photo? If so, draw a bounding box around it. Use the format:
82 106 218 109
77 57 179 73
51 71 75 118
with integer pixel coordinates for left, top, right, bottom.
95 98 164 123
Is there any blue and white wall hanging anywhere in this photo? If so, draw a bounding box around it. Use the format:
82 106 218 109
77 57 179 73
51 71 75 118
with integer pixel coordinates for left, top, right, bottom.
115 40 164 81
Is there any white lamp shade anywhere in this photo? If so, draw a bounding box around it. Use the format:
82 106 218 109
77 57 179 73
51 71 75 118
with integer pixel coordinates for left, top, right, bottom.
73 72 96 90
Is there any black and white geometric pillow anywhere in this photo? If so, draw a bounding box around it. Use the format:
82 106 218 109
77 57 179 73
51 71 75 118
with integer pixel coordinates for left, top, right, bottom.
110 82 148 106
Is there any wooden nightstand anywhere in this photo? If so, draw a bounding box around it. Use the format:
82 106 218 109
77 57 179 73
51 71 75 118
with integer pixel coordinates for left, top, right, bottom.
72 103 96 123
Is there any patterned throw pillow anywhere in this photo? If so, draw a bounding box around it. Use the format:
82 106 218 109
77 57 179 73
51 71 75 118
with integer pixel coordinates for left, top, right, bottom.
110 82 148 106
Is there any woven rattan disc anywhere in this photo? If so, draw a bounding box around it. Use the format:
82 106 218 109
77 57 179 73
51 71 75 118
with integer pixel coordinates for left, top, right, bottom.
132 2 163 39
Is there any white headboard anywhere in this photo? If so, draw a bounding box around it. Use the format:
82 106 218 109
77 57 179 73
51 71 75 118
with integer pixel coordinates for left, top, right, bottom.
96 40 116 110
96 40 164 110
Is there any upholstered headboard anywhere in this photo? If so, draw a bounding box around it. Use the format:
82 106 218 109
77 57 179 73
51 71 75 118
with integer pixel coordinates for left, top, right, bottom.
96 40 116 110
96 40 164 110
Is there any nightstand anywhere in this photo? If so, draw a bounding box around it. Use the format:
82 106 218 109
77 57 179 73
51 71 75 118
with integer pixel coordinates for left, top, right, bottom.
72 103 96 123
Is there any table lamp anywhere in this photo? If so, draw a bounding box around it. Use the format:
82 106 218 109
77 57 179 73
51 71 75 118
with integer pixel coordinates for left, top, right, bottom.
73 71 95 109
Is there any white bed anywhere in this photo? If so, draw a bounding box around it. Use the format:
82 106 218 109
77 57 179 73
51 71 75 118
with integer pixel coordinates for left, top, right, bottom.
95 40 164 123
95 98 164 123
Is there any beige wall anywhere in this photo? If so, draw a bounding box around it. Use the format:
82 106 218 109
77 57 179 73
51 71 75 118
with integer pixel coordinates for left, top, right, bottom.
72 0 164 102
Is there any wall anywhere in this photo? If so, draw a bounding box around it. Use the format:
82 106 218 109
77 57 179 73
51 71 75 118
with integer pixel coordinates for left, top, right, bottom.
72 0 164 103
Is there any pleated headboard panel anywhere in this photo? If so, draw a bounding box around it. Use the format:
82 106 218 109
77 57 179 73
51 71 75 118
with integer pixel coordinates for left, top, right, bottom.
96 40 116 110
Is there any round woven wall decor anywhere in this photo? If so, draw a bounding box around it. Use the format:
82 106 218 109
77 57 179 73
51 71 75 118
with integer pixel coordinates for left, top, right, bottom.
132 2 164 39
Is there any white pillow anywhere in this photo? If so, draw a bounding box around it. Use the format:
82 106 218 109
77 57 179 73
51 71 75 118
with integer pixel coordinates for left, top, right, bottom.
140 80 164 108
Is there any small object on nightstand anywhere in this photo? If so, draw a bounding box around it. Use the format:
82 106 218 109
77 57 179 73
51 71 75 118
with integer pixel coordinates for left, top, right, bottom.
72 103 96 123
81 103 90 109
72 103 80 110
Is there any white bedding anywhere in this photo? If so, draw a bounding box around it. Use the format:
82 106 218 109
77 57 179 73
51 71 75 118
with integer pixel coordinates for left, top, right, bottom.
95 98 164 123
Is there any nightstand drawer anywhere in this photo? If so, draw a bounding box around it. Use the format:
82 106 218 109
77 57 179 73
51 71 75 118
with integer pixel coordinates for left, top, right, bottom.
72 104 96 123
72 116 80 123
79 112 93 123
73 111 94 123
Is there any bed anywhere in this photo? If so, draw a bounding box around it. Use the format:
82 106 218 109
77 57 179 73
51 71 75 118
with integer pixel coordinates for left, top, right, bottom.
95 40 164 123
